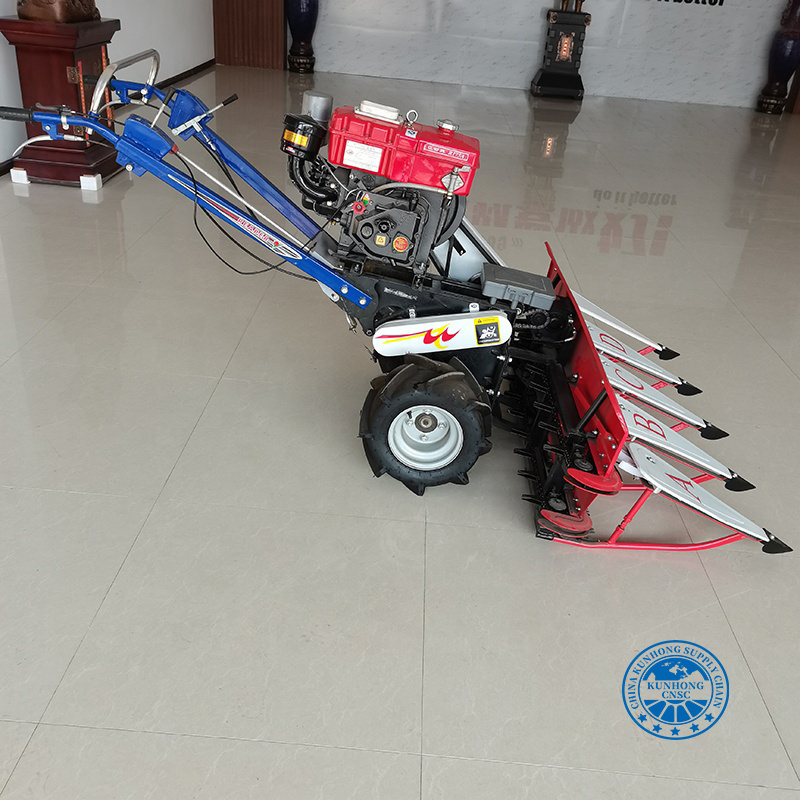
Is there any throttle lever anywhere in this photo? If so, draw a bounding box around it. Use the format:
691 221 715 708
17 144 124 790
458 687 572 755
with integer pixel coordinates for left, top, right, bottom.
171 93 239 136
151 87 177 129
34 103 73 114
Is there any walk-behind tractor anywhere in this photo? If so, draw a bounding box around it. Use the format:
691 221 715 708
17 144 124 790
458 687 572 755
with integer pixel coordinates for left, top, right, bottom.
0 50 791 555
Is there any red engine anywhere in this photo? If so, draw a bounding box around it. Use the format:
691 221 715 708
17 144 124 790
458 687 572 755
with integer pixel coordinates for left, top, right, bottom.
327 102 480 196
282 96 481 269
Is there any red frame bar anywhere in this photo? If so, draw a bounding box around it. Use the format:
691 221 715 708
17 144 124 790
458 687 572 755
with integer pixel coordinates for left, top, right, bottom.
555 533 747 551
608 488 653 543
552 481 750 552
538 243 760 555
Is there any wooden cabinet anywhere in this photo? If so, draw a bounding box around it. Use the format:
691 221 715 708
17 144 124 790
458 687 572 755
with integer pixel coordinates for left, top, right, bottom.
213 0 285 70
0 16 122 185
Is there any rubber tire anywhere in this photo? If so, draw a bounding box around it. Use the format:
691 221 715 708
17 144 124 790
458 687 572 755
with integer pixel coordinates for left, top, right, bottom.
361 358 491 495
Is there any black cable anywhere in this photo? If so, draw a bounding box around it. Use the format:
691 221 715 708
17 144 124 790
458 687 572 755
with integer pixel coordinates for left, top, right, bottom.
102 98 339 281
171 150 350 282
172 150 317 277
199 206 315 279
207 146 259 219
187 145 354 280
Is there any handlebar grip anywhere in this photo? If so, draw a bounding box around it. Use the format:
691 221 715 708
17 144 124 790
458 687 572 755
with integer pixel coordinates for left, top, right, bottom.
0 106 33 122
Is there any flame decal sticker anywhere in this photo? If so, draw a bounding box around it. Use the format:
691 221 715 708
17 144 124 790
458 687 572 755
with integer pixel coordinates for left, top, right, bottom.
376 325 460 350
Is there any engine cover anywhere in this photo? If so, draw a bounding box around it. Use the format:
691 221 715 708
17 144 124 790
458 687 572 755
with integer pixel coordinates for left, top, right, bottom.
327 105 480 196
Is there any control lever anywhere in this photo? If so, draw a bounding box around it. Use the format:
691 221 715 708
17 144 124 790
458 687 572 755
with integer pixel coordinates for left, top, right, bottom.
150 87 176 129
34 102 73 114
171 93 238 136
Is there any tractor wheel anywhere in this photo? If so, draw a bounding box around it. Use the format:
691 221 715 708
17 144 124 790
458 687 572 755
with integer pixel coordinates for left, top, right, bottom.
360 355 492 495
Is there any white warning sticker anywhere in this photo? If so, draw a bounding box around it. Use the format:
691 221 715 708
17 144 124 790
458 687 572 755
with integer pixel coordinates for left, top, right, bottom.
342 140 383 172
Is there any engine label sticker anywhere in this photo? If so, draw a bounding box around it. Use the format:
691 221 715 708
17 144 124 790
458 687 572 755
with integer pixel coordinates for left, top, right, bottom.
283 129 309 148
622 641 729 740
474 317 501 345
421 142 470 162
342 140 384 172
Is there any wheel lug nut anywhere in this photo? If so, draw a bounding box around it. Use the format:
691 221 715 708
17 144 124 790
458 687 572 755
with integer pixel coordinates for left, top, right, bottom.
420 434 428 441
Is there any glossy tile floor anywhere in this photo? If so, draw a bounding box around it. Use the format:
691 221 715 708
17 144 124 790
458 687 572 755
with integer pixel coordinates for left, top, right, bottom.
1 66 799 798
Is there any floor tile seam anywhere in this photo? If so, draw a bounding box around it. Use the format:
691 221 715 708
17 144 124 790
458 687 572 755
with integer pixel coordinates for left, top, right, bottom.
0 721 37 797
0 273 96 291
494 110 523 141
153 277 282 513
87 197 178 270
546 234 584 294
0 484 145 501
216 271 283 385
623 597 729 644
0 283 92 368
0 201 20 222
29 720 420 758
32 322 241 728
9 349 228 381
155 484 545 534
422 751 800 790
82 272 271 303
146 277 267 492
0 480 157 501
684 150 746 191
542 172 674 248
0 212 136 237
0 210 176 240
135 493 429 529
33 492 164 730
613 233 798 354
700 546 800 562
672 253 800 386
697 556 800 785
586 141 658 176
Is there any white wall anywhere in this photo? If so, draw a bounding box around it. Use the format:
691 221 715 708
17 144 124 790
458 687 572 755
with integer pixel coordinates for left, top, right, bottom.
0 0 213 161
0 0 23 162
314 0 785 107
99 0 213 82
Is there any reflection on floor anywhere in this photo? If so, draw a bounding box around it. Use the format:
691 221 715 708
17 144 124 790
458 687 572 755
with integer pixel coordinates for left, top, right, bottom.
0 66 799 799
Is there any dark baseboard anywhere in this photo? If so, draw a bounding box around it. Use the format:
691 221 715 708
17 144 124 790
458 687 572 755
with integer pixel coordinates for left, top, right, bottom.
0 157 13 177
158 59 216 89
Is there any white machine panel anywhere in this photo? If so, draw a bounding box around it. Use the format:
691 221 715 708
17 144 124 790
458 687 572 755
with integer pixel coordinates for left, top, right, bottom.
617 398 733 482
587 322 692 391
372 311 512 356
627 443 768 544
600 357 706 432
575 293 660 353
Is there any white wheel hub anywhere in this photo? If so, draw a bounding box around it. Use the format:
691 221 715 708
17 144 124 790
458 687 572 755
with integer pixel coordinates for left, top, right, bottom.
387 405 464 471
